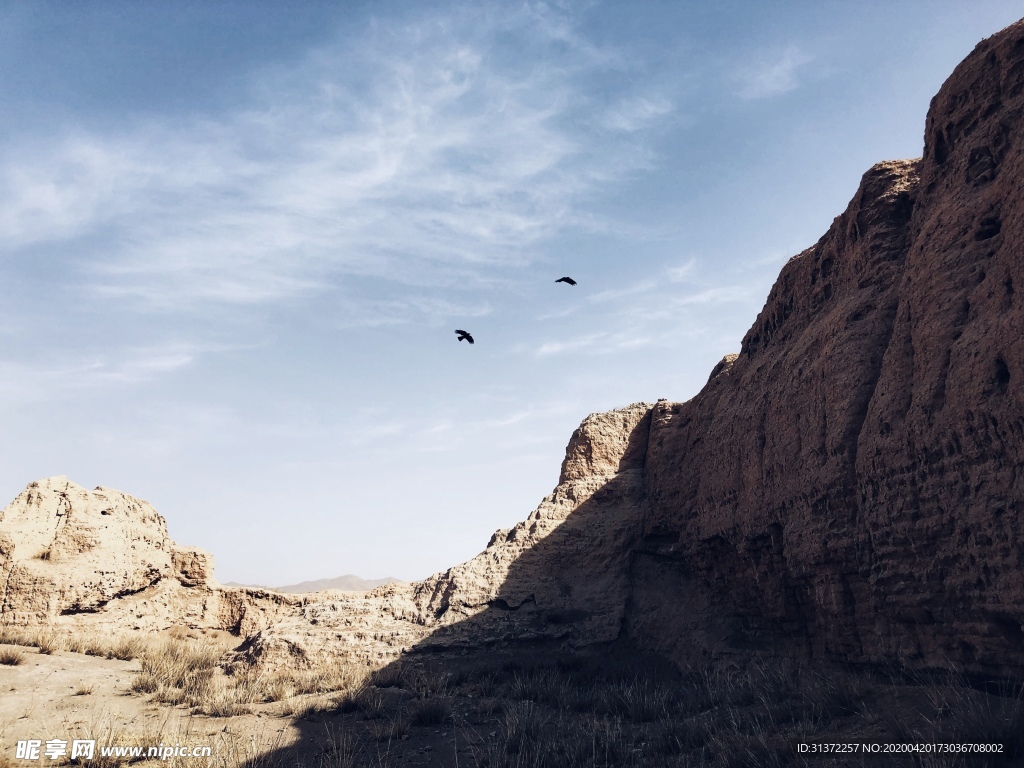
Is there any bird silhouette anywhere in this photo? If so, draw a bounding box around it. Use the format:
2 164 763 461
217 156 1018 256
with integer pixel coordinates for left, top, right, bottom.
455 330 474 344
555 276 577 286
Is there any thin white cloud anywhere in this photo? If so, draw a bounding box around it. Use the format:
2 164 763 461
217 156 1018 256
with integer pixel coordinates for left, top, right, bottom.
0 342 200 403
666 258 697 283
536 331 653 357
586 279 658 304
603 95 674 133
0 6 676 326
736 46 813 100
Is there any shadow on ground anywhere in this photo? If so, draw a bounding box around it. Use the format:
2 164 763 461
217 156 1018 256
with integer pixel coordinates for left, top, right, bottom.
237 414 1024 768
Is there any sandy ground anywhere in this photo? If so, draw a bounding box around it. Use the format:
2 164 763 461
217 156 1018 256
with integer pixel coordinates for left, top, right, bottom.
0 643 302 767
0 643 478 768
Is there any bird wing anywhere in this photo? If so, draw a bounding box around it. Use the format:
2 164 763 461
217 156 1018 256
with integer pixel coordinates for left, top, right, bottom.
455 329 468 335
466 335 474 344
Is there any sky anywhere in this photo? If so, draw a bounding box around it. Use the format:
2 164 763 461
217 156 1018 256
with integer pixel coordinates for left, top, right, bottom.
1 1 1021 586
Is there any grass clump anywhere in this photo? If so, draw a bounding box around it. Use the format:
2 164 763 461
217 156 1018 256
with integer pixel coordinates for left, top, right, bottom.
131 636 222 711
0 648 25 666
409 697 451 726
105 635 146 661
35 632 63 655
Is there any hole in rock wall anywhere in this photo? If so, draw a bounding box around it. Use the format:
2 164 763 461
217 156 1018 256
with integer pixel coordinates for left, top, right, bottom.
975 215 1002 241
994 357 1010 394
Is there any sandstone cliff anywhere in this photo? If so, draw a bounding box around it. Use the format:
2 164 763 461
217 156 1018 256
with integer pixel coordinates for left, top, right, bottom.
626 19 1024 676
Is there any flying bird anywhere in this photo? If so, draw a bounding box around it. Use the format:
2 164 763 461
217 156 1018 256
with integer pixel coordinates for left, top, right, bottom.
455 330 474 344
555 276 577 286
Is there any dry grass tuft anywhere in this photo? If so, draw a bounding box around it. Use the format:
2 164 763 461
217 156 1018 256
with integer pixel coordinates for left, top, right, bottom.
0 648 25 666
131 636 222 711
35 631 63 655
127 636 364 719
409 697 451 726
0 626 152 662
105 635 147 661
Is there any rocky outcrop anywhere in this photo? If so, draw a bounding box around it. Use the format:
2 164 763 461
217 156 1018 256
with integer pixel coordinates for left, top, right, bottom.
629 19 1024 676
235 404 654 669
0 476 297 636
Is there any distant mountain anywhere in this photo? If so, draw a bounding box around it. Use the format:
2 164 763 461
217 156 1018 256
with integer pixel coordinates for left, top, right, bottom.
223 574 402 593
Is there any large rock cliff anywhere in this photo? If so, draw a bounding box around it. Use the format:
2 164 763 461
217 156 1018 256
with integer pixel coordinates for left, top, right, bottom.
630 19 1024 675
386 17 1024 676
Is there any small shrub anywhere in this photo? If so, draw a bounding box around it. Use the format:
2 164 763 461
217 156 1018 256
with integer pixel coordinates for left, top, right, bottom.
106 636 146 661
262 676 294 702
130 673 160 694
334 690 361 714
278 696 328 719
501 702 547 756
0 648 25 666
369 715 409 743
406 667 451 698
35 633 63 655
410 697 451 726
369 663 403 689
321 723 362 768
130 637 221 710
602 678 671 722
355 688 388 720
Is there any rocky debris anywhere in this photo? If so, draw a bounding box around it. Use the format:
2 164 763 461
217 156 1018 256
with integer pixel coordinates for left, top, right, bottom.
224 575 403 593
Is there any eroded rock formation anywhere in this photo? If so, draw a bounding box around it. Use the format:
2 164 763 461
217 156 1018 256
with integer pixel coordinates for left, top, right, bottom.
632 19 1024 675
0 476 297 637
234 404 653 669
402 17 1024 676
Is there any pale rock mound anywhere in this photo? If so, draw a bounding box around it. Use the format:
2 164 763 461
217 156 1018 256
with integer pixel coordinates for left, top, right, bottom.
0 476 296 636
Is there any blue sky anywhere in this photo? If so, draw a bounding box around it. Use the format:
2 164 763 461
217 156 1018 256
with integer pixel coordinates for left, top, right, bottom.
1 1 1021 585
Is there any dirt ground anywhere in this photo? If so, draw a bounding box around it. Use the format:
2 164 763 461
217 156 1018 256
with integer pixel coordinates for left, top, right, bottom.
3 640 1024 768
0 642 488 768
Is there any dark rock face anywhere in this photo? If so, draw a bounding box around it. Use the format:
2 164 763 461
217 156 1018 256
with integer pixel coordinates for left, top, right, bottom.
629 19 1024 676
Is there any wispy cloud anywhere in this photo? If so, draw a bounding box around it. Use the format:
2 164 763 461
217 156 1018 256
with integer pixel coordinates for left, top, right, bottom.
0 5 676 325
735 46 813 100
0 342 201 403
536 331 653 357
602 94 674 133
665 258 697 283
